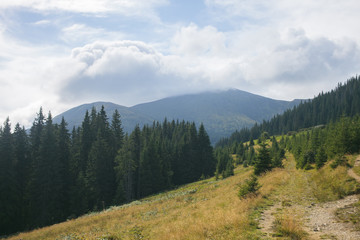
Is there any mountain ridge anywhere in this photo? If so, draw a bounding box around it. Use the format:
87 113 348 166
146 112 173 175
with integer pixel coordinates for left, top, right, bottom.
53 89 302 143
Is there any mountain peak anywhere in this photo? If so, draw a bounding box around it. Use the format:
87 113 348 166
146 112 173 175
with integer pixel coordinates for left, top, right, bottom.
54 89 301 143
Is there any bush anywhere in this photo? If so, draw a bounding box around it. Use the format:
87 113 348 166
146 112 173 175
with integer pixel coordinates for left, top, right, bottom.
311 166 359 202
238 175 261 199
330 155 349 169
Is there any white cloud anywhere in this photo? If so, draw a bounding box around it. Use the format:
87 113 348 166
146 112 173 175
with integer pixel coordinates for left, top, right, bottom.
171 23 226 57
205 0 360 42
168 23 360 99
60 40 208 106
1 1 360 129
0 0 168 19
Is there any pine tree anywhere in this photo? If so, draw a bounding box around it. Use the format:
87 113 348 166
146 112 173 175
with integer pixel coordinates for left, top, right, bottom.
0 118 20 235
315 146 327 169
115 135 136 203
86 130 114 210
27 108 45 228
197 123 216 178
111 109 124 154
13 123 30 230
80 110 92 173
254 143 272 175
56 117 71 218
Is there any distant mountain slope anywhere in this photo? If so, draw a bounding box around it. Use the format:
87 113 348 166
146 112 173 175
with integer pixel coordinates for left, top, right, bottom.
53 102 154 134
54 89 301 143
217 76 360 147
130 89 301 142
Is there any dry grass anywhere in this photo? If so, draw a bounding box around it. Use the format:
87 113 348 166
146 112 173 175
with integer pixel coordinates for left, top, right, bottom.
273 214 308 240
310 164 360 202
7 161 293 240
7 166 274 240
8 151 358 240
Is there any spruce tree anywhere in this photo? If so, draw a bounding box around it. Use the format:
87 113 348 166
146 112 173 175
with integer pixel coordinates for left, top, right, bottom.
254 143 272 175
115 135 136 203
13 123 30 230
57 118 71 218
86 130 114 210
0 118 20 235
197 123 215 178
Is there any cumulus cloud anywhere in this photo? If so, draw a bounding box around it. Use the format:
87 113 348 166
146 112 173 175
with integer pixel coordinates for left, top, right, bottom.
1 1 360 129
171 23 226 57
58 24 360 109
60 40 212 106
168 24 360 99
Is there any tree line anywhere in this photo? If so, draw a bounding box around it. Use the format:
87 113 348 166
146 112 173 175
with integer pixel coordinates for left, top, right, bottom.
0 106 215 236
285 116 360 169
214 134 286 178
217 76 360 147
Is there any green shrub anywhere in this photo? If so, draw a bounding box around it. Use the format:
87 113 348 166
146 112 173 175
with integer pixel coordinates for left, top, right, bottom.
238 175 261 199
330 155 349 169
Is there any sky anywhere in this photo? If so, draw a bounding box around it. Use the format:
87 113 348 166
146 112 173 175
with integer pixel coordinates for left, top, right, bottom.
1 0 360 127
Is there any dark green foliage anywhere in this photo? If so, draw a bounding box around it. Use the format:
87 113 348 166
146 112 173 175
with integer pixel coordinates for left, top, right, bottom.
217 76 360 147
238 174 261 199
271 137 285 168
330 155 349 169
0 118 20 235
254 143 272 175
0 106 215 236
286 115 360 169
215 148 234 179
315 146 327 169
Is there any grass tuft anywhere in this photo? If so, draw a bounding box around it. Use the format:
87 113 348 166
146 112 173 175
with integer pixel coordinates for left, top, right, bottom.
273 214 308 240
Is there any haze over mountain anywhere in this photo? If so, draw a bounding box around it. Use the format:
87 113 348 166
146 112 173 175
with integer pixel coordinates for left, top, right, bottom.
54 89 301 143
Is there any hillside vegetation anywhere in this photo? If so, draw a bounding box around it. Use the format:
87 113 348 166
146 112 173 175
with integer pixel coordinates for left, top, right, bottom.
3 76 360 239
218 76 360 147
5 147 360 240
53 89 300 143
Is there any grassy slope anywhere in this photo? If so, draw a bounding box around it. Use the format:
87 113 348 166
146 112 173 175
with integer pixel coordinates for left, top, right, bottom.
6 153 359 240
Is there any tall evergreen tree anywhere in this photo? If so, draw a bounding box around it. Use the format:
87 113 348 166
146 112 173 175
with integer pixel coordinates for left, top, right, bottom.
111 109 124 154
197 123 215 177
80 111 92 173
254 143 272 175
0 118 20 235
115 135 136 203
56 117 71 218
13 123 30 230
86 130 114 210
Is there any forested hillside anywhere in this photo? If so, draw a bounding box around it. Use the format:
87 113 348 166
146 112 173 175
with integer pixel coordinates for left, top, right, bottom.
54 89 301 143
217 76 360 147
0 107 215 236
285 116 360 169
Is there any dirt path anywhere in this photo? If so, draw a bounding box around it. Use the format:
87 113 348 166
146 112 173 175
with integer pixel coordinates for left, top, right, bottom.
258 202 281 238
305 195 360 239
304 155 360 240
348 156 360 182
259 155 360 239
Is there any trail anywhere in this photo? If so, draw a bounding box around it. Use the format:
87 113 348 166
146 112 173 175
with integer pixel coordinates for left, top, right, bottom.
304 155 360 240
259 155 360 239
305 195 360 239
348 156 360 182
258 202 281 238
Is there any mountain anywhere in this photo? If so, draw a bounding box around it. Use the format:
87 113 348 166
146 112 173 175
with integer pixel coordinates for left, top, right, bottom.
53 89 302 143
217 76 360 147
53 102 153 134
